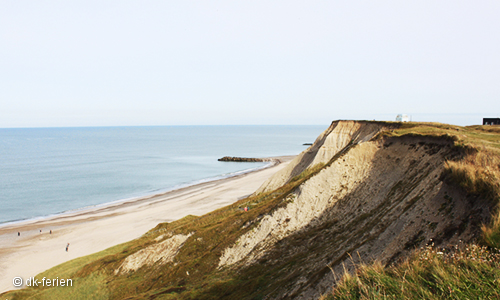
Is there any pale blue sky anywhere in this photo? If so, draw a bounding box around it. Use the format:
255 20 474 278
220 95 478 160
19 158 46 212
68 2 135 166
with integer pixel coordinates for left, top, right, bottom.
1 1 499 127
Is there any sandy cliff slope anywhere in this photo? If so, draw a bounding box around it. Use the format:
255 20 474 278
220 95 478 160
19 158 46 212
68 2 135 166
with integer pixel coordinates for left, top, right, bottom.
219 121 492 299
254 120 398 194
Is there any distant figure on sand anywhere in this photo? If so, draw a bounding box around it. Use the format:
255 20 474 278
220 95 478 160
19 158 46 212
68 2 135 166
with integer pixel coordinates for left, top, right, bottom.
40 230 42 233
66 243 70 252
50 230 52 234
18 232 20 236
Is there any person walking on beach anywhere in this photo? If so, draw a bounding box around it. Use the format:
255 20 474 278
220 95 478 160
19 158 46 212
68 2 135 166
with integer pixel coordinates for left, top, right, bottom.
18 232 20 236
66 243 70 252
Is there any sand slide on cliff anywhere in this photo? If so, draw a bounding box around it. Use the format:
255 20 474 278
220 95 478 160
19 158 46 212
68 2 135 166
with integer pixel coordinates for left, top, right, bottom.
254 120 399 194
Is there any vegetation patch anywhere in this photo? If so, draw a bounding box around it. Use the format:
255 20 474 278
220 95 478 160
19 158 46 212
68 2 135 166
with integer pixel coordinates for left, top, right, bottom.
324 244 500 300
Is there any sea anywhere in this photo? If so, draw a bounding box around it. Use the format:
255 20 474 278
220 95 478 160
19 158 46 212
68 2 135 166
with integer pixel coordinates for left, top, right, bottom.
0 125 325 225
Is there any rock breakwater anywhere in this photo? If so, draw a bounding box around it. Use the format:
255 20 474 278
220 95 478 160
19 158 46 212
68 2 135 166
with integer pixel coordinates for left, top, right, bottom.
218 156 270 162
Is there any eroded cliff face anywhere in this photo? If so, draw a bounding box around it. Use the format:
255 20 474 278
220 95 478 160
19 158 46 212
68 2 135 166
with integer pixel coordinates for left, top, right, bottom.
254 120 398 194
221 121 398 269
219 121 492 299
115 233 191 274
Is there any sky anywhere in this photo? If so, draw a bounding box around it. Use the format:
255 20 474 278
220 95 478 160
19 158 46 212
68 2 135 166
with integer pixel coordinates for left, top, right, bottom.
1 1 499 128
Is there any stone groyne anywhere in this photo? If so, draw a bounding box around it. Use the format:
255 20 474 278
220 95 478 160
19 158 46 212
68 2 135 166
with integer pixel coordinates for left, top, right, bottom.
218 156 271 162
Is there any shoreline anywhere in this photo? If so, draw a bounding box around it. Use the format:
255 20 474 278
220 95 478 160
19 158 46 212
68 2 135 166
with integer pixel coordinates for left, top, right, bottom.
0 155 293 294
0 159 277 229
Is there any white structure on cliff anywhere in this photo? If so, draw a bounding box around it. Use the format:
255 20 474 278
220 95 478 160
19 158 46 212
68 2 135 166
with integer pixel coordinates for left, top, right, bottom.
396 114 410 122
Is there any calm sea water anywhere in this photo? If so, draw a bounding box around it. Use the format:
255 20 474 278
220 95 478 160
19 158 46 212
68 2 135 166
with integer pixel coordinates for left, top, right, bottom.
0 125 325 224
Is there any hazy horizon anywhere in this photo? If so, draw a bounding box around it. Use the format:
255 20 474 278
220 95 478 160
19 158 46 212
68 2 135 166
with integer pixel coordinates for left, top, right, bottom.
1 1 499 128
0 114 493 129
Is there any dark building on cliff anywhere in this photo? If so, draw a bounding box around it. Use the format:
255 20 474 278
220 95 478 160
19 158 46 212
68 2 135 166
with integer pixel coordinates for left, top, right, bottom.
483 118 500 125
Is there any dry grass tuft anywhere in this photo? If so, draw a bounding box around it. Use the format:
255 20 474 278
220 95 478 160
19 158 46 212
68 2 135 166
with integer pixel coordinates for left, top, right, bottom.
444 149 500 200
326 244 500 300
444 147 500 248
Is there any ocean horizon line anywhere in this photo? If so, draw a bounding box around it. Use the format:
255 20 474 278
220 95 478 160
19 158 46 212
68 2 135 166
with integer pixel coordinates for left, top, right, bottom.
0 124 329 130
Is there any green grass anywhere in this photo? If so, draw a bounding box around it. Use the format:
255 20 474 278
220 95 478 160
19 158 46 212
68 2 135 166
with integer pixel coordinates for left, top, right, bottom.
323 244 500 300
3 244 128 300
7 274 109 300
383 122 500 151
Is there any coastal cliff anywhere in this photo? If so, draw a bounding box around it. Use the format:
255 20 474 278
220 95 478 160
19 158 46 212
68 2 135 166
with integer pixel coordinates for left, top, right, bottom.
5 121 500 300
218 121 493 299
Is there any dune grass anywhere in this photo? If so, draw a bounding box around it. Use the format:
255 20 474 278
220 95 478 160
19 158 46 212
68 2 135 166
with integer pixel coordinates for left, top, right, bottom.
6 274 109 300
3 244 128 300
323 244 500 300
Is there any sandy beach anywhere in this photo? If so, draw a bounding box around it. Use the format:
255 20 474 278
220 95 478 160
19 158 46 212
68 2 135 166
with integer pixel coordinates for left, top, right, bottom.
0 156 292 294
